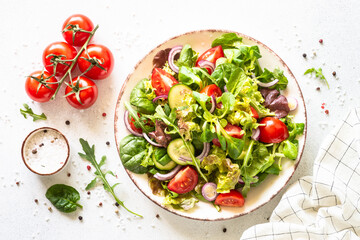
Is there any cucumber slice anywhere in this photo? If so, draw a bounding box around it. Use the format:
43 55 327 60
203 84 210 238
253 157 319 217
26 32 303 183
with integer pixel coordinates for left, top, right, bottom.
152 148 177 170
168 84 193 109
167 138 195 165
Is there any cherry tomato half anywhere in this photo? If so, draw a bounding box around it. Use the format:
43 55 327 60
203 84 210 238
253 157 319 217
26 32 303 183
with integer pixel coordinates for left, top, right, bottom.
215 190 245 207
151 68 178 96
42 42 77 76
250 106 259 119
129 113 143 134
25 71 58 102
78 44 114 80
259 117 289 143
200 84 222 97
212 123 244 147
196 46 224 74
62 14 94 46
167 166 198 194
65 76 98 109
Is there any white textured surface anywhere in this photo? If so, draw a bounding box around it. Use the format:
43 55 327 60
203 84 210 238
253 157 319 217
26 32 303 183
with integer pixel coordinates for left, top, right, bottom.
0 0 359 240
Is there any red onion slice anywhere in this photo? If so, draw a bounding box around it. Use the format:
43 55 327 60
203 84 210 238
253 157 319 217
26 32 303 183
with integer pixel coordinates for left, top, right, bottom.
124 110 143 137
287 96 298 111
201 182 218 201
153 165 182 181
197 60 215 74
179 142 210 162
251 128 260 141
168 45 183 73
257 79 279 88
153 95 168 103
143 132 163 147
224 85 228 92
210 95 216 113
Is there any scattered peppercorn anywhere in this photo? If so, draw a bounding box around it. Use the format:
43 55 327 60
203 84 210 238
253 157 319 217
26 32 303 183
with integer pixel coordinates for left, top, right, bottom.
48 207 52 212
115 210 119 214
115 202 120 207
223 228 227 233
34 199 38 204
325 110 329 114
99 202 103 207
16 181 20 186
43 130 47 133
87 191 91 195
51 140 54 143
67 173 71 177
156 214 160 218
102 112 107 117
65 120 70 125
302 53 307 58
39 143 44 147
319 39 323 44
78 216 83 221
106 141 110 146
32 149 37 154
316 87 320 91
267 217 270 221
87 165 91 171
332 71 336 76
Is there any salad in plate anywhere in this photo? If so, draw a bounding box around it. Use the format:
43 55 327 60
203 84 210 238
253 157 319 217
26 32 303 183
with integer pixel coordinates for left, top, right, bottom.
119 33 304 211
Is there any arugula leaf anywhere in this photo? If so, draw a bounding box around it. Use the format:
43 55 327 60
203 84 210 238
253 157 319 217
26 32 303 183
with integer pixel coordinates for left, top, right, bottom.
304 67 329 89
20 104 47 121
177 44 198 68
79 138 142 217
130 78 156 114
257 68 289 91
45 184 82 213
211 33 243 49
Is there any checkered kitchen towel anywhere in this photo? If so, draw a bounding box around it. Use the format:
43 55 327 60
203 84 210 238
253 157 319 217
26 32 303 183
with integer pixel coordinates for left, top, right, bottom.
241 108 360 240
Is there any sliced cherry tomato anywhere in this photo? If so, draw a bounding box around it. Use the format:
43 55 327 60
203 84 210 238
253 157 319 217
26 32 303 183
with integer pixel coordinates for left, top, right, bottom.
151 68 178 96
65 76 98 109
167 166 198 194
42 42 77 76
215 190 245 207
259 117 289 143
129 113 143 134
78 44 114 80
212 123 244 147
195 46 224 74
25 71 58 102
250 106 259 119
200 84 222 97
62 14 94 46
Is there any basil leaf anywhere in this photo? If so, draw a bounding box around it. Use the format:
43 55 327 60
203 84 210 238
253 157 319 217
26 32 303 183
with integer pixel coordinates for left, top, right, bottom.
45 184 82 213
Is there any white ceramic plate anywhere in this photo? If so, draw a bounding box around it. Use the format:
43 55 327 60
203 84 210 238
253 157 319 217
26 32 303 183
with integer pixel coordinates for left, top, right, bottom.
114 30 307 221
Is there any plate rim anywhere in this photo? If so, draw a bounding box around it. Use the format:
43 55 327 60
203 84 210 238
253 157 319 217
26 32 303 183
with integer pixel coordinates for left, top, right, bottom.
114 29 307 221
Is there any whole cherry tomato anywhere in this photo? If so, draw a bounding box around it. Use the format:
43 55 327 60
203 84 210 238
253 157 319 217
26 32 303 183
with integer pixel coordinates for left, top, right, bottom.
78 44 114 80
215 190 245 207
65 76 98 109
196 46 224 74
151 68 178 96
168 166 198 194
62 14 94 46
25 71 58 102
42 42 77 76
200 84 223 97
259 117 289 143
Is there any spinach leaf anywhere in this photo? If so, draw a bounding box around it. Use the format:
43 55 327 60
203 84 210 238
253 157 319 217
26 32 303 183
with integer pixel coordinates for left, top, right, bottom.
45 184 82 213
178 66 203 90
119 135 149 174
211 33 243 49
130 79 155 114
257 68 288 91
177 44 197 68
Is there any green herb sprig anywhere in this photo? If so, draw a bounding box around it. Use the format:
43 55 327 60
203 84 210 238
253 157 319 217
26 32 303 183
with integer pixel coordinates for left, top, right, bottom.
20 104 47 121
304 67 329 89
78 138 142 217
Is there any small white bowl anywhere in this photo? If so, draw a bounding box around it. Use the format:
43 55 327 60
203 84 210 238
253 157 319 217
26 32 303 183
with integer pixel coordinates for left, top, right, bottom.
21 127 70 176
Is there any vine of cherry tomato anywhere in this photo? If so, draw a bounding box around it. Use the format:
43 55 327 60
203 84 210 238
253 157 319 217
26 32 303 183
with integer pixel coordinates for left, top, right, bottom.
25 14 114 109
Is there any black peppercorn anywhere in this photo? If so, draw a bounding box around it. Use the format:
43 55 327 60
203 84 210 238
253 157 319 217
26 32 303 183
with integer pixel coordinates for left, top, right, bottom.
78 216 83 221
223 228 227 233
106 141 110 146
65 120 70 125
115 202 120 207
302 53 307 58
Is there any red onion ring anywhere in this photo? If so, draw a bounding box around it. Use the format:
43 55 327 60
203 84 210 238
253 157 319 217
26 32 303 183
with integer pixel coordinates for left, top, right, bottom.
210 95 216 113
257 79 279 88
179 142 210 162
143 132 163 147
153 165 182 181
197 60 215 74
201 182 218 201
286 96 298 111
168 45 183 73
124 110 143 137
251 128 260 141
224 85 228 92
152 95 168 103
